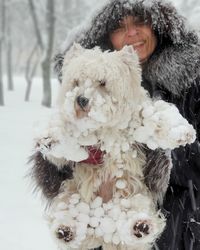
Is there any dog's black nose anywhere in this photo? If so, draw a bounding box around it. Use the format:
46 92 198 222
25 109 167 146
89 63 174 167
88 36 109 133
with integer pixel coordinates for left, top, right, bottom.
76 95 89 108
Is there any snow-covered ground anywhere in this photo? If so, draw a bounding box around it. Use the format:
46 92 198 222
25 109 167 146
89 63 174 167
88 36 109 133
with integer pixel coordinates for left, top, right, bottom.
0 77 59 250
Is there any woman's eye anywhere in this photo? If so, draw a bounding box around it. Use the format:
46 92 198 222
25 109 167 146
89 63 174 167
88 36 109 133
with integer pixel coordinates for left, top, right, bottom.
99 80 106 87
113 27 125 33
135 20 146 26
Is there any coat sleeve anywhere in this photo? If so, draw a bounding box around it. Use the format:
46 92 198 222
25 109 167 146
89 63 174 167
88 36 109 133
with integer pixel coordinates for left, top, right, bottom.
142 147 172 203
170 79 200 188
155 81 200 249
186 79 200 141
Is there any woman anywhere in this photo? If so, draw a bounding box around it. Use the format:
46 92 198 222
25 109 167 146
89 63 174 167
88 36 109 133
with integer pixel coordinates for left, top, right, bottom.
54 1 200 249
32 0 200 249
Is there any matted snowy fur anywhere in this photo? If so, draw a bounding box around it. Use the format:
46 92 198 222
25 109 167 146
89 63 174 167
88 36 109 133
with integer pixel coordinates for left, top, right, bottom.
34 44 196 250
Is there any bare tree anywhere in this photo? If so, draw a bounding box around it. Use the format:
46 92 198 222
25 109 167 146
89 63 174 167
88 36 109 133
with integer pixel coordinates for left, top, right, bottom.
28 0 55 107
41 0 55 107
25 0 43 102
28 0 44 51
6 0 14 91
0 0 6 106
0 0 102 106
24 44 40 101
54 0 89 48
0 42 4 106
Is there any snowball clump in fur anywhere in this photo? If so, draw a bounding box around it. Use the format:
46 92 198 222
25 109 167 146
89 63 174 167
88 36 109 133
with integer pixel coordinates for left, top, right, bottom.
48 193 164 249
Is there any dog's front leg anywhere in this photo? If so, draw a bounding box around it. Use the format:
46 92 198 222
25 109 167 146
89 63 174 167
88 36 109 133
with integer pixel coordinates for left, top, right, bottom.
33 110 67 165
133 100 196 150
33 112 89 167
35 132 88 167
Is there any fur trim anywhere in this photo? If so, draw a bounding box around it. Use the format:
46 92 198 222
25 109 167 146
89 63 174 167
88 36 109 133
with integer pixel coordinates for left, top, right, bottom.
142 44 200 96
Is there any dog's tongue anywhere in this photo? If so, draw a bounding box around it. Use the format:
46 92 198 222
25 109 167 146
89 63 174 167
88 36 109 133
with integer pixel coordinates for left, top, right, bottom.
80 146 105 165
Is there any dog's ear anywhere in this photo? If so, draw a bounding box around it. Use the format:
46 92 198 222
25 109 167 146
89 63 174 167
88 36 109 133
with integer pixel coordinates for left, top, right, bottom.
65 43 85 61
119 45 140 66
70 42 85 54
118 45 142 94
121 45 135 55
63 43 85 65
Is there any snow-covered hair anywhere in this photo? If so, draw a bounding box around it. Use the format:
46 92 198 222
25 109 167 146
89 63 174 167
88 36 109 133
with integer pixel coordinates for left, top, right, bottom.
79 0 197 51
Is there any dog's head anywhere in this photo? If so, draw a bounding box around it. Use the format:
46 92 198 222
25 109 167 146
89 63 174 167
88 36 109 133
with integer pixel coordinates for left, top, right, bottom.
57 44 142 133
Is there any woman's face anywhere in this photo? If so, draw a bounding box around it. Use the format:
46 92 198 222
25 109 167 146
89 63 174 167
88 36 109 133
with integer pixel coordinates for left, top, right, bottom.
109 16 157 63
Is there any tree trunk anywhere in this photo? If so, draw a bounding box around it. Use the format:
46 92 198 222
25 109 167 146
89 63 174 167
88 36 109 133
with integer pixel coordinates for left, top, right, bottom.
7 38 13 91
27 0 44 102
28 0 55 107
0 0 5 105
28 0 44 51
41 60 51 107
41 0 55 107
25 78 32 102
0 41 4 106
6 0 13 91
25 44 39 102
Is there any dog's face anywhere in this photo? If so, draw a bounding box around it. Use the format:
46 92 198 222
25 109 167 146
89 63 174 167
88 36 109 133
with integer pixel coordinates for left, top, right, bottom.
58 44 142 133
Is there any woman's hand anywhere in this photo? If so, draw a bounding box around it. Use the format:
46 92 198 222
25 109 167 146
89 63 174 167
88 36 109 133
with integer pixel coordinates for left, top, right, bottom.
97 178 115 203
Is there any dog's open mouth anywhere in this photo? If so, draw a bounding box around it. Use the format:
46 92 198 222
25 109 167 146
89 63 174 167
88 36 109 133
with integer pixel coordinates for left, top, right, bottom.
80 145 105 165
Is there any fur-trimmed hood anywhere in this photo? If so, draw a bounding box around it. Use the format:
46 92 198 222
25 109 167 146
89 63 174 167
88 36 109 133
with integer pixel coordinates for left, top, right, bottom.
142 42 200 96
78 0 197 49
54 0 200 96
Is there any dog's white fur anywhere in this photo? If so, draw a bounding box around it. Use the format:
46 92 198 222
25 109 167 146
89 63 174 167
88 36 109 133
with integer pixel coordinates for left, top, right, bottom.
34 44 196 250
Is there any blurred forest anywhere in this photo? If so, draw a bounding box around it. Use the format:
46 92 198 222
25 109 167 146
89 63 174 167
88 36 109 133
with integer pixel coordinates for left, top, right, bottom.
0 0 199 107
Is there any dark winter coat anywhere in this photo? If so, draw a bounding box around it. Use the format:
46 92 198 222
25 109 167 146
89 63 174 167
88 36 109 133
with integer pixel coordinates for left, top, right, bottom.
52 1 200 249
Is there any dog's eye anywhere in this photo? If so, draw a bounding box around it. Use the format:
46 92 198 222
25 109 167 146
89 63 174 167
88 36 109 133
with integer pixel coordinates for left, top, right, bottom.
74 79 79 87
99 80 106 87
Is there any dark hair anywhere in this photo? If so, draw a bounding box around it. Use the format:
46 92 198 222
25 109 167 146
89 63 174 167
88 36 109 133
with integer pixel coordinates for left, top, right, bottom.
106 1 152 34
81 0 155 51
79 0 198 52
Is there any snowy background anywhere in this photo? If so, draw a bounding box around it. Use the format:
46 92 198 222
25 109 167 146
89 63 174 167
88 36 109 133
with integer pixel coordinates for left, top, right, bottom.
0 0 200 250
0 77 60 250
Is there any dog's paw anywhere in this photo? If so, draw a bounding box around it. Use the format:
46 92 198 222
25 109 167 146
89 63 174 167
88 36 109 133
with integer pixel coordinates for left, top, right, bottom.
133 220 151 238
56 225 74 242
136 100 196 149
168 124 196 146
35 136 59 154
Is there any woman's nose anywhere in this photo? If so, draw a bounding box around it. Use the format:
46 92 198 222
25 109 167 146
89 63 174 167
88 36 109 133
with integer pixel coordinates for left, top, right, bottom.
126 26 138 37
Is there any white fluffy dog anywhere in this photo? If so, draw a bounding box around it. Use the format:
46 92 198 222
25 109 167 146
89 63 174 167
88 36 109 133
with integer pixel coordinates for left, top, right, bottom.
34 44 196 250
